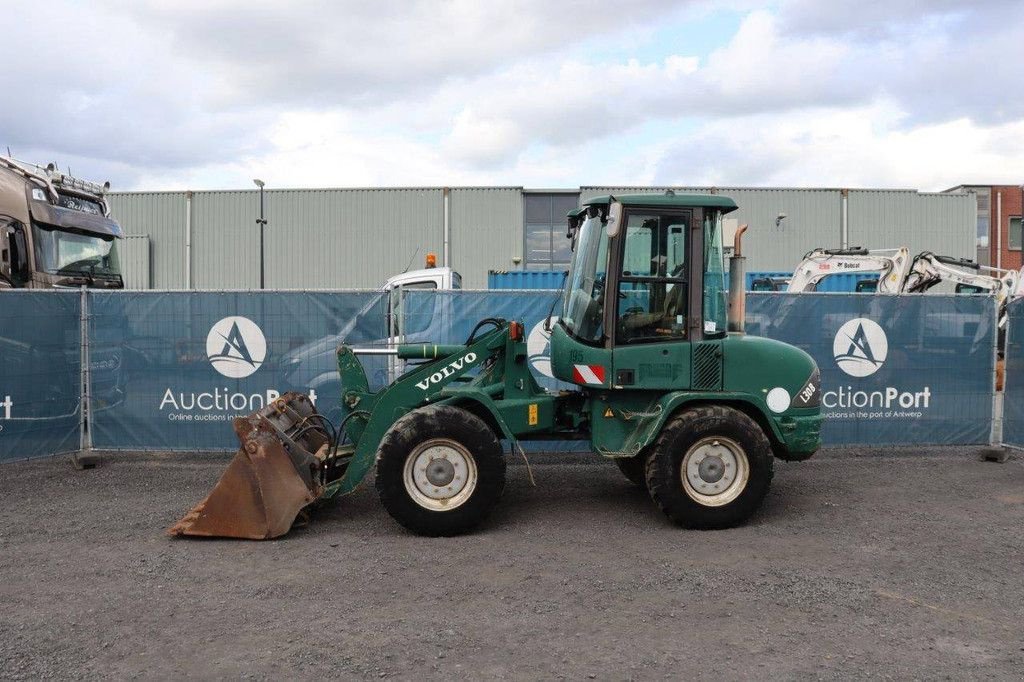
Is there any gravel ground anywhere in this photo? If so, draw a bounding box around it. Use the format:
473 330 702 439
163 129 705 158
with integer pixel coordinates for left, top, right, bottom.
1 447 1023 680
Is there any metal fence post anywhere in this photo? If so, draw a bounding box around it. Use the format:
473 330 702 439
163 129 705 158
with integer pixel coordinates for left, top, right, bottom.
985 300 1010 461
74 287 97 469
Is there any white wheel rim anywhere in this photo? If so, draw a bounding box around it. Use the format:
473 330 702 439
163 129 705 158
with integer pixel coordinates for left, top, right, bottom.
403 438 478 512
680 436 749 507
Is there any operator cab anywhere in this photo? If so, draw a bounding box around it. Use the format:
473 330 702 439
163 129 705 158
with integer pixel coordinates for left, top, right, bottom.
555 193 736 390
561 194 734 349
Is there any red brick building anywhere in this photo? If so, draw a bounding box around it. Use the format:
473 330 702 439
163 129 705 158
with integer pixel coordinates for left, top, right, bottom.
946 184 1024 270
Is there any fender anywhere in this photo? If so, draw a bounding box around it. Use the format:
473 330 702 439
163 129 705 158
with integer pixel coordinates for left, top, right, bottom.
436 388 519 443
328 326 509 496
598 391 787 457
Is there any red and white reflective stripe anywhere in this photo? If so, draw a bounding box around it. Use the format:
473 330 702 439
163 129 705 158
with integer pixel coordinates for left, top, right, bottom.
572 364 606 385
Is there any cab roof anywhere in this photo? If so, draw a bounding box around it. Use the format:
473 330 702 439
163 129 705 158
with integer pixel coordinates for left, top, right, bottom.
580 193 738 213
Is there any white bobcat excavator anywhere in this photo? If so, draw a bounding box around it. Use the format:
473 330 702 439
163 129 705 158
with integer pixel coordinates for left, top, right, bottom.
903 252 1020 308
786 247 912 294
787 247 1021 303
788 246 1021 389
904 252 1022 391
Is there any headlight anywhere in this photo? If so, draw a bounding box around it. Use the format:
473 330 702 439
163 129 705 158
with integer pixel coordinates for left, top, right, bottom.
791 368 820 408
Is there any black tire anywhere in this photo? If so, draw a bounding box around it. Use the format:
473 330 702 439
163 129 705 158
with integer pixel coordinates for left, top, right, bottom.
375 405 505 536
613 455 646 486
646 405 773 530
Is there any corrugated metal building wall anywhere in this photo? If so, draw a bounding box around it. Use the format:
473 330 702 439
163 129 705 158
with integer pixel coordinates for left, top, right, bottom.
847 189 974 261
187 188 446 289
450 188 522 287
118 235 151 289
108 186 975 289
106 191 188 288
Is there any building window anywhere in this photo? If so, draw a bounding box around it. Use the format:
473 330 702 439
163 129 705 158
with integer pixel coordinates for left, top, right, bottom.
524 193 579 269
974 188 990 251
1010 216 1022 251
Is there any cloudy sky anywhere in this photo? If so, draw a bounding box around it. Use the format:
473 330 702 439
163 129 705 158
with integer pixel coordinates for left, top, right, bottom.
3 0 1022 192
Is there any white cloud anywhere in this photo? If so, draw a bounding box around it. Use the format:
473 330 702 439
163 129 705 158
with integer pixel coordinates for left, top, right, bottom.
652 102 1024 190
3 1 1022 191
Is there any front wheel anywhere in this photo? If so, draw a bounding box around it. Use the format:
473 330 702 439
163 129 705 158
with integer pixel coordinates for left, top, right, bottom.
646 405 773 529
376 405 505 536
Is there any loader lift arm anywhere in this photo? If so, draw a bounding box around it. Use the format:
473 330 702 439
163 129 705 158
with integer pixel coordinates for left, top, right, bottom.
787 247 911 294
324 319 570 499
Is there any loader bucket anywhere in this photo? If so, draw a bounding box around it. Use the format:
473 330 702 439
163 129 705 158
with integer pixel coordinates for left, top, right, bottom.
168 393 330 540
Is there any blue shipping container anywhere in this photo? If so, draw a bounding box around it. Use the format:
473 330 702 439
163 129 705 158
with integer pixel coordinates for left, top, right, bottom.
489 269 875 292
488 270 567 290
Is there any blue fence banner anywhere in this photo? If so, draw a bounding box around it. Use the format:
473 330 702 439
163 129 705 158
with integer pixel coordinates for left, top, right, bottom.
0 291 82 461
0 290 1003 459
1001 298 1024 448
88 291 387 450
747 292 996 446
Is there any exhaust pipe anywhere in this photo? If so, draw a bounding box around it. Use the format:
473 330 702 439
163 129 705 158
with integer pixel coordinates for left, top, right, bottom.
728 224 748 333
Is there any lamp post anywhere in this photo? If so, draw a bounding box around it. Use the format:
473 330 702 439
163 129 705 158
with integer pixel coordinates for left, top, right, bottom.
253 179 266 289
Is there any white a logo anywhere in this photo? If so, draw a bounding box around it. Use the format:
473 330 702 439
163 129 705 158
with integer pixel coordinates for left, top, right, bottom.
833 318 887 378
206 316 267 378
527 317 557 378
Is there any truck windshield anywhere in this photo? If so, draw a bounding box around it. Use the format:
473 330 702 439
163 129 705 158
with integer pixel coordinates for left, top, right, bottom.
32 223 121 277
561 214 609 343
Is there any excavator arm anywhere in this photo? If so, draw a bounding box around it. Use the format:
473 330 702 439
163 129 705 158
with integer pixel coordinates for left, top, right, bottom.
904 252 1020 307
787 247 911 294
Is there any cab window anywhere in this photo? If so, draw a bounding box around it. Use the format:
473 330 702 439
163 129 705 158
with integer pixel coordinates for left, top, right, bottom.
388 281 438 337
616 213 689 344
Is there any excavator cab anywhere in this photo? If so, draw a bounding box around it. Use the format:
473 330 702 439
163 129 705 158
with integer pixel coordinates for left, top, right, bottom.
855 279 879 293
956 283 986 295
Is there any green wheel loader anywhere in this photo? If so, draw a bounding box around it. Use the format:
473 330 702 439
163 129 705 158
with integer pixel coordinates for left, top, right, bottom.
170 194 822 539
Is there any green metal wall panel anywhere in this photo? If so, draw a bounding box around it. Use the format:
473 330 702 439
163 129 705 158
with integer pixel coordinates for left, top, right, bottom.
450 188 523 288
186 188 445 289
847 190 974 261
190 191 258 289
106 192 186 288
118 235 151 289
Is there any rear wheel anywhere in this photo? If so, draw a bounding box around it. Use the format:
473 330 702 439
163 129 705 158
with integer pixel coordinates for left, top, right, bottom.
646 405 773 529
376 405 505 536
613 455 646 486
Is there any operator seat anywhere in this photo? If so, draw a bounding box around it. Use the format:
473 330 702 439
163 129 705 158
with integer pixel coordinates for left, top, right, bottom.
619 279 687 341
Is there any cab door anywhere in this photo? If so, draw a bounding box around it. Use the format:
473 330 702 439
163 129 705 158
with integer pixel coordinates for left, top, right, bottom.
610 211 692 390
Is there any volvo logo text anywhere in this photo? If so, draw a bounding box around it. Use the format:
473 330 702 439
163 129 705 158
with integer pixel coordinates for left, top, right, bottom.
415 352 477 390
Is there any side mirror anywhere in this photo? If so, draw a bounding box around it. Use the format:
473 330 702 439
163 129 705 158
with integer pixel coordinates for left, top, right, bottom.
566 214 580 240
9 222 30 284
0 225 11 282
606 201 623 238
